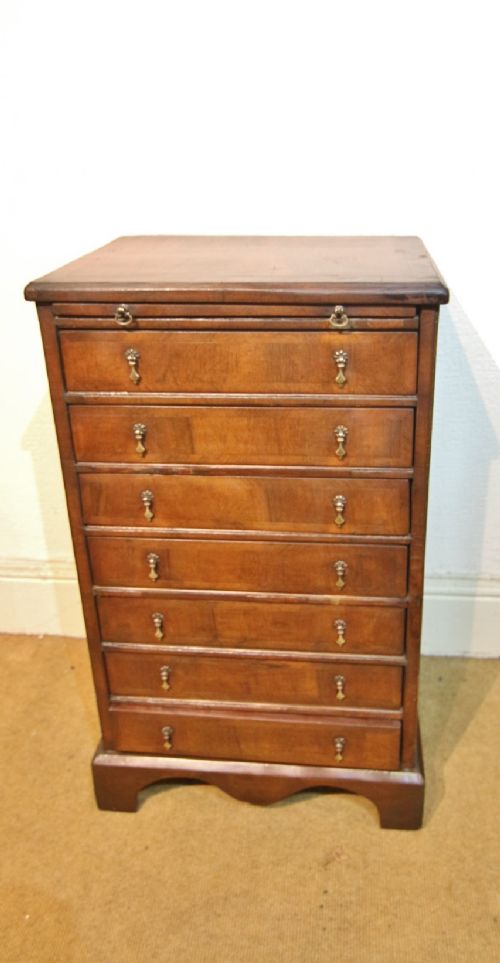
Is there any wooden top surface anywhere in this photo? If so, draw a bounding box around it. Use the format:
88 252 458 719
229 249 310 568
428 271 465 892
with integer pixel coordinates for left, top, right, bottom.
25 235 449 304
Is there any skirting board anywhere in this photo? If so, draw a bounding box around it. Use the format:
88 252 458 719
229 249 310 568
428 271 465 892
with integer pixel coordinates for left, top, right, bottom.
0 559 498 657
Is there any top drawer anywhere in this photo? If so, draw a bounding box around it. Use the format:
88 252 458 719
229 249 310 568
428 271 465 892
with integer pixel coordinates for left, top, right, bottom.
60 331 418 396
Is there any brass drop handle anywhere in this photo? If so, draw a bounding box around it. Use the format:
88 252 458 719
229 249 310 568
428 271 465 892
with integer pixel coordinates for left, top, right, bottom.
114 303 134 327
334 675 346 701
133 423 147 456
334 736 346 763
334 560 347 590
141 489 154 522
333 494 346 527
147 552 160 581
125 348 141 384
152 612 164 640
328 305 349 329
162 725 174 750
334 425 348 460
334 349 348 387
160 665 171 690
334 618 347 647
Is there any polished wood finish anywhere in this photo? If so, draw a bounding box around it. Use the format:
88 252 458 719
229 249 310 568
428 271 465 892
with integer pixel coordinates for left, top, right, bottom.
70 405 415 468
25 235 448 304
27 236 447 828
96 595 406 654
108 704 401 770
60 330 418 395
92 743 425 829
104 649 403 709
88 536 408 596
81 474 410 536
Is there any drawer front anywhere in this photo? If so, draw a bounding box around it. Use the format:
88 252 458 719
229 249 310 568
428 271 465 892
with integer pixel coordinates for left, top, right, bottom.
70 405 414 467
89 537 407 597
60 330 418 395
105 650 403 709
81 474 410 536
97 596 405 654
109 707 401 769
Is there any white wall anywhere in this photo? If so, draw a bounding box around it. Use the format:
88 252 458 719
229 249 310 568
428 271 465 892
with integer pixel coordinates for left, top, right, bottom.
1 1 499 654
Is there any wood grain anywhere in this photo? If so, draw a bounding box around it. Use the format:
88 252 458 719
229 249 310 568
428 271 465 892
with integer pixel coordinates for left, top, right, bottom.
60 330 418 395
104 649 402 709
80 474 410 536
96 595 406 654
88 536 408 597
108 704 402 769
70 405 415 468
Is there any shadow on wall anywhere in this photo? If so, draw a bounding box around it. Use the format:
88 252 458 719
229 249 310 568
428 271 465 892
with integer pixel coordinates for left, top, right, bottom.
421 296 500 816
424 296 500 650
22 391 84 636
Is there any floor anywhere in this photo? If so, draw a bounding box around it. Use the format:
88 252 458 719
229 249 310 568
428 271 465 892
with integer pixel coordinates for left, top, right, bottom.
0 635 498 962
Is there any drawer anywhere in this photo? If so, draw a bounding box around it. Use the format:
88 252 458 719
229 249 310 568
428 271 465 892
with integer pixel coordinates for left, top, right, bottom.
105 650 403 709
89 537 408 597
97 596 405 654
109 705 402 769
60 330 418 395
70 405 414 467
81 474 410 536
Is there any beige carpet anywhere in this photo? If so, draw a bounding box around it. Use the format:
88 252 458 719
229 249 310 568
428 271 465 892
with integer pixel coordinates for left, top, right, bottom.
0 635 498 963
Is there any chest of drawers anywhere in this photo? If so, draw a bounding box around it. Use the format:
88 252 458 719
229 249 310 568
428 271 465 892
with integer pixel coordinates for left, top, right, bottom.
26 236 448 829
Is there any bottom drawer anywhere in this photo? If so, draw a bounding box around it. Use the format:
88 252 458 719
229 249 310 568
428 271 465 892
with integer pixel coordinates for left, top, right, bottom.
108 706 401 770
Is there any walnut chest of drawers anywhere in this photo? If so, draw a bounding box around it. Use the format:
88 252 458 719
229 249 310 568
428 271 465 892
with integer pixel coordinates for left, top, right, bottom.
26 236 448 829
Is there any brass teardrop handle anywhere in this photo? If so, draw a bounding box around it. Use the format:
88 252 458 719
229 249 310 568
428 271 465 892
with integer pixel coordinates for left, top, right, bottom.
162 725 173 750
328 305 349 329
125 347 141 384
334 425 348 460
333 560 347 590
152 612 164 640
333 495 346 527
334 675 346 701
147 552 160 581
133 423 147 456
114 303 134 327
334 349 348 386
141 489 154 522
334 618 347 647
160 665 171 690
334 736 346 762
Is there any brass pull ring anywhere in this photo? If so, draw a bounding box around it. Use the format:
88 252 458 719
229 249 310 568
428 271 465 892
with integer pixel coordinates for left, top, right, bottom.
114 304 134 327
328 305 349 329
